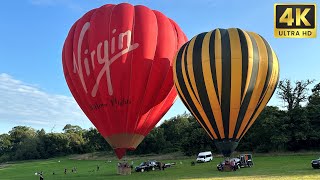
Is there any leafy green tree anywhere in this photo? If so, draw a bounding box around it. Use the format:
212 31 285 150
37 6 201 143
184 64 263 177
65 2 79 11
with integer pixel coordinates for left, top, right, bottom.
63 124 84 134
306 82 320 149
8 126 37 159
307 82 320 130
0 134 11 156
286 107 312 150
180 116 216 156
239 106 289 152
42 133 70 157
277 79 314 151
62 124 86 153
83 128 110 152
138 128 167 154
13 136 40 160
36 129 48 158
277 79 314 110
160 113 192 151
9 126 36 144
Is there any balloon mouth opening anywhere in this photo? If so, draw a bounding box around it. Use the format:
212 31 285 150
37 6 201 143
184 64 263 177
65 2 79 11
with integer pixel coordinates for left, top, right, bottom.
115 148 127 159
214 140 239 157
114 148 136 159
104 133 145 159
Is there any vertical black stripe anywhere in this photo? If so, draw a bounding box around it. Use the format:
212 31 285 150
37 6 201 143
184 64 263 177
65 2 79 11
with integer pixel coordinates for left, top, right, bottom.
237 29 249 100
209 30 220 104
175 43 213 138
240 37 274 137
239 78 276 138
233 33 260 139
239 52 279 138
239 70 279 138
175 43 190 100
220 29 232 139
258 35 273 103
238 37 275 138
184 43 200 104
193 32 221 139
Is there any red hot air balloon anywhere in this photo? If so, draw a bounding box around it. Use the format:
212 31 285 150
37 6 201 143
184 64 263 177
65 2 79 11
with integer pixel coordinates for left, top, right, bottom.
62 3 187 159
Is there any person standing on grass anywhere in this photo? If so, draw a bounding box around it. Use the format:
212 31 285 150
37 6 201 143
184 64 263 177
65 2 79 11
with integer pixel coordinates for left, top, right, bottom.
64 168 67 174
97 165 100 171
73 167 77 173
231 160 236 171
39 173 44 180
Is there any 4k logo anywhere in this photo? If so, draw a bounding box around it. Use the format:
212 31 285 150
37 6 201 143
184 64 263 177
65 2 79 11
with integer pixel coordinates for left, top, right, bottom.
274 4 316 38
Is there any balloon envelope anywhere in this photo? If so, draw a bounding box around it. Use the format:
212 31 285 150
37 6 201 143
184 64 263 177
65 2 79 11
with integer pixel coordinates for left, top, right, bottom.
173 28 279 157
62 3 187 159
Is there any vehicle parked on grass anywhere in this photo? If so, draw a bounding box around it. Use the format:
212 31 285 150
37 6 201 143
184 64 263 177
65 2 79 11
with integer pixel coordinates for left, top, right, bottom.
311 157 320 169
196 151 213 163
135 161 157 172
238 154 253 167
217 154 254 171
163 162 174 168
135 160 172 172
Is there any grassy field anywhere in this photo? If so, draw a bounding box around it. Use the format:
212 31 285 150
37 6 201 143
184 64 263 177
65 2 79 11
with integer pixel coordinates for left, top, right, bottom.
0 152 319 180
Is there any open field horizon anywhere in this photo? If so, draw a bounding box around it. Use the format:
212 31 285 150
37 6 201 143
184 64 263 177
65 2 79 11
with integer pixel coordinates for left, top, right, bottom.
1 152 319 180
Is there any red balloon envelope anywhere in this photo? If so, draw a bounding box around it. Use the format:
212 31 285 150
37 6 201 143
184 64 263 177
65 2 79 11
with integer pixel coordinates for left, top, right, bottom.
62 3 187 159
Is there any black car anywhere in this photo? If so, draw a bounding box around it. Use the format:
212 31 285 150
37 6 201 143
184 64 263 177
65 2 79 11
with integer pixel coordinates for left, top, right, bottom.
135 161 159 172
135 160 172 172
311 158 320 169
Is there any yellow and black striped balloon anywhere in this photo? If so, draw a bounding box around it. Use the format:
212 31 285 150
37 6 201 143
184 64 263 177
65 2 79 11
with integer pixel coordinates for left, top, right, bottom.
173 28 279 157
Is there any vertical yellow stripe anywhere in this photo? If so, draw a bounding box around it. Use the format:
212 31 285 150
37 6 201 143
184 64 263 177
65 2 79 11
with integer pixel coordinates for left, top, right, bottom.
240 50 279 139
215 30 223 103
181 41 218 139
257 41 275 105
202 31 225 138
187 37 202 105
236 32 269 139
241 31 253 103
173 48 214 140
228 28 242 138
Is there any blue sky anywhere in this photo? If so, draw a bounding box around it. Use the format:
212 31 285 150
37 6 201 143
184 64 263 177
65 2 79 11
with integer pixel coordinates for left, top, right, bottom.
0 0 319 133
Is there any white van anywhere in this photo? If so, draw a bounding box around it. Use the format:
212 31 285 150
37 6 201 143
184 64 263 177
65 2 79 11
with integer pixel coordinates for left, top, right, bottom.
196 151 213 162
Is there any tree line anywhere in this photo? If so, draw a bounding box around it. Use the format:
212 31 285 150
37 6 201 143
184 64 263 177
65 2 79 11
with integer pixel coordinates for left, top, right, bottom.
0 79 319 162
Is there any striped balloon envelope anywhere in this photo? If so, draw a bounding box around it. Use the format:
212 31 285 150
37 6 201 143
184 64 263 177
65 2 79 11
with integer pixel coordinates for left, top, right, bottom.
173 28 280 157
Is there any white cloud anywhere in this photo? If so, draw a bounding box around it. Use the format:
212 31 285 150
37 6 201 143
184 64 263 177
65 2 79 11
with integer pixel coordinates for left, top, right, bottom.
0 73 92 133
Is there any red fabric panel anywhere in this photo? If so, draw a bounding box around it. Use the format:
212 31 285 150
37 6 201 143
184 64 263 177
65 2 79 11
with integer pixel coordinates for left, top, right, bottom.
62 3 187 151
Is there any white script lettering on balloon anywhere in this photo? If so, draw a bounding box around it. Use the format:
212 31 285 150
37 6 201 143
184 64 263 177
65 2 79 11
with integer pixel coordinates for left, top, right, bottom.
72 22 139 97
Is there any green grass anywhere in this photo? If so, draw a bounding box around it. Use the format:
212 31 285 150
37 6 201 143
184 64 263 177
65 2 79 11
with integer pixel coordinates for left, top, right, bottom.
1 153 319 180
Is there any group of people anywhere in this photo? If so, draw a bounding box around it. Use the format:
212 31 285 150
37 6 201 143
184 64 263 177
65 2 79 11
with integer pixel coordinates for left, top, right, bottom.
226 160 238 171
217 159 238 171
37 166 78 180
63 167 77 174
117 162 132 175
117 161 133 169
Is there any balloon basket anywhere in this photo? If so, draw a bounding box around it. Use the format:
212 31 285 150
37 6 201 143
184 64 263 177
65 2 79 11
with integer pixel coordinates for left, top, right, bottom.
221 164 234 172
217 157 237 172
117 162 132 175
